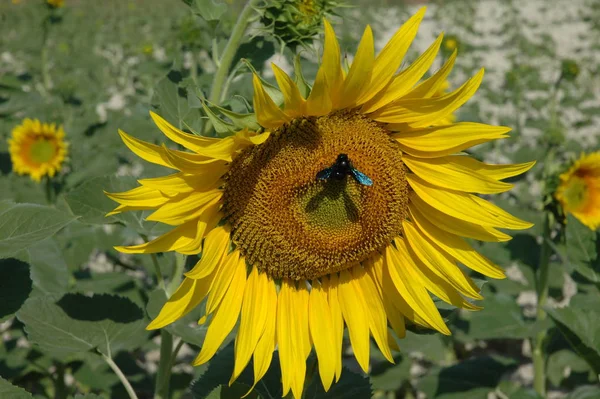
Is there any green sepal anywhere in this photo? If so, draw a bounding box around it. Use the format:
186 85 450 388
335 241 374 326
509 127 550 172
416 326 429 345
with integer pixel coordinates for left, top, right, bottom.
205 100 261 131
293 53 311 98
242 59 284 106
200 100 237 136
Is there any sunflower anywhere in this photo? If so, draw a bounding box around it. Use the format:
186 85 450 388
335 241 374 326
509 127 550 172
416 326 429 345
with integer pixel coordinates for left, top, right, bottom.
107 8 534 397
555 152 600 230
47 0 65 8
8 118 68 183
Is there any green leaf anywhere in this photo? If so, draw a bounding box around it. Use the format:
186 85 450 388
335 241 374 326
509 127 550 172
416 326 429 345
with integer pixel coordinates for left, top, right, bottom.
304 365 372 399
418 355 518 399
26 238 69 296
65 176 158 235
563 215 600 283
152 71 204 134
0 377 33 399
0 201 77 259
566 386 600 399
0 259 32 322
547 306 600 375
146 289 208 347
547 349 591 387
456 291 542 340
17 294 147 357
188 0 228 23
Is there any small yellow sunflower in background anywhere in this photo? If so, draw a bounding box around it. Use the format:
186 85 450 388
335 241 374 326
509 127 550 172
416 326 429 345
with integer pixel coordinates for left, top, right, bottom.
107 8 534 397
555 152 600 230
47 0 64 8
8 118 68 183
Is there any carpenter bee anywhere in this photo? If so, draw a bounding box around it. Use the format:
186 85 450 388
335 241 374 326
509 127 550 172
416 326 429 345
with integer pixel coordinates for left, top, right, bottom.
316 153 373 186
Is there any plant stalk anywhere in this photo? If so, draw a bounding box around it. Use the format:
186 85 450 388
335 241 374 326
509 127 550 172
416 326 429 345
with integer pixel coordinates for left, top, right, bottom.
532 211 552 396
203 0 260 134
102 353 139 399
154 330 174 399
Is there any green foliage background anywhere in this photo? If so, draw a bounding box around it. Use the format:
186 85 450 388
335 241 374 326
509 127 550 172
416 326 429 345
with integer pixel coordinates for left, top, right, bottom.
1 0 600 398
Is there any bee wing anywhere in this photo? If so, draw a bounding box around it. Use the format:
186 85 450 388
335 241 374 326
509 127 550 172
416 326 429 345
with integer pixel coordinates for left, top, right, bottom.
350 168 373 186
316 167 333 180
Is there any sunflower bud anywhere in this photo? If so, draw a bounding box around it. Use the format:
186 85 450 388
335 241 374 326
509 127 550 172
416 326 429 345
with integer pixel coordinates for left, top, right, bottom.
442 35 460 55
560 59 580 81
46 0 64 8
259 0 341 50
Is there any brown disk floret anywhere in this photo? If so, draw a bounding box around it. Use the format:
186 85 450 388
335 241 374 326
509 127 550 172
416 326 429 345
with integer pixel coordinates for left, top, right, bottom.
222 111 409 280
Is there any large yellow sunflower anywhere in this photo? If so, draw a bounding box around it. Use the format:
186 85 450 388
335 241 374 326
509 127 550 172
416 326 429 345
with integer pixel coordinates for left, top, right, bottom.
555 152 600 230
8 118 68 182
107 8 534 397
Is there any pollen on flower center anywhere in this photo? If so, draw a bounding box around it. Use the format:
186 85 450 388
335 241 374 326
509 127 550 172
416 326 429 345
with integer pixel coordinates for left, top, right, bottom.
223 111 409 280
29 139 57 164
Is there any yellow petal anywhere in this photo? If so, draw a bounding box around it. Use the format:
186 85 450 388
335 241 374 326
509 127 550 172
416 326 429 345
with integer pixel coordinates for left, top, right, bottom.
118 129 174 169
338 25 374 109
150 111 220 152
193 256 246 365
407 174 532 230
176 207 222 255
391 122 510 158
272 63 306 117
337 269 370 373
385 242 450 335
403 218 483 299
372 69 484 126
138 170 225 194
145 190 222 226
309 281 337 392
450 158 537 181
147 276 213 330
356 7 426 105
230 268 270 384
365 255 407 339
362 33 443 113
105 186 170 208
409 206 506 279
381 249 434 330
159 143 227 173
324 275 343 382
115 219 197 254
403 154 513 194
403 49 457 99
185 224 232 279
205 250 241 315
321 19 343 108
400 238 482 311
354 265 394 363
306 65 332 116
253 74 290 129
277 280 310 398
251 280 277 392
410 192 511 242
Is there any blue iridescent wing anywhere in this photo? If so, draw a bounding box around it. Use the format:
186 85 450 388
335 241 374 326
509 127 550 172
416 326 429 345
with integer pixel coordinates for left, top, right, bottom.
316 167 333 180
350 168 373 186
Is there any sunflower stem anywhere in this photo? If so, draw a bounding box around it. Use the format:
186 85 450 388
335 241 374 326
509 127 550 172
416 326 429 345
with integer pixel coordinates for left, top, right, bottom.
155 330 174 399
102 353 139 399
532 211 552 397
204 0 260 134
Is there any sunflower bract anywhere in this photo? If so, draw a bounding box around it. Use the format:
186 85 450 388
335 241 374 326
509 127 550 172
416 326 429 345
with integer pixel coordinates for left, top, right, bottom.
107 7 535 398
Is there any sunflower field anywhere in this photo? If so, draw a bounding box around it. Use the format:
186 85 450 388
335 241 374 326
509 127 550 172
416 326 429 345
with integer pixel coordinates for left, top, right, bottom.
1 0 600 398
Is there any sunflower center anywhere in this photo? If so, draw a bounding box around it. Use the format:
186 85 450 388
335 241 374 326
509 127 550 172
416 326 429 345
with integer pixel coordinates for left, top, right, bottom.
562 175 589 210
223 112 409 280
28 139 56 164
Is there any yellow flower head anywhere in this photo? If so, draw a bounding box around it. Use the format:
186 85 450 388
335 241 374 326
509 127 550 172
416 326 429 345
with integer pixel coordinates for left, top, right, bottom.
107 8 535 398
555 152 600 230
47 0 64 8
8 118 68 183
